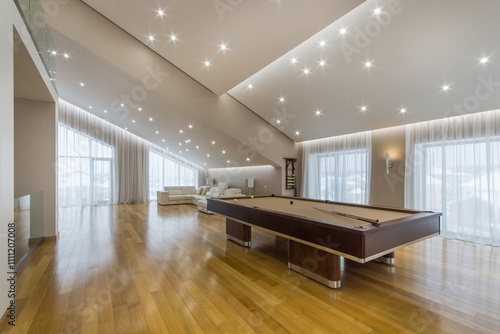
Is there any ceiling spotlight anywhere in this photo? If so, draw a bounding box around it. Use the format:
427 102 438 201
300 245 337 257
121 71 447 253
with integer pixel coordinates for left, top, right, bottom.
222 150 226 154
291 57 297 64
340 28 347 35
188 124 193 129
104 110 108 113
132 120 135 123
179 142 182 146
157 9 165 17
185 149 189 152
276 119 282 124
156 131 159 134
207 154 210 157
360 106 367 112
162 139 165 142
169 34 177 42
148 35 155 42
480 57 489 64
246 157 250 162
319 40 326 47
120 103 124 107
400 108 407 113
149 118 153 121
227 160 230 164
315 110 321 116
88 106 92 109
364 61 373 68
51 50 57 55
63 53 69 59
319 60 326 67
125 127 128 130
179 130 183 133
442 85 450 91
196 146 199 149
374 8 382 15
279 97 285 103
204 163 207 166
295 131 300 136
204 60 211 68
303 68 310 75
247 83 253 89
211 141 215 145
219 43 227 51
138 107 142 111
80 82 85 87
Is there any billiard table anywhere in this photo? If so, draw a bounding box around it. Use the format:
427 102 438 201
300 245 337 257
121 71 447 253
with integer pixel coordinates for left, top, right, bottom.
207 195 441 288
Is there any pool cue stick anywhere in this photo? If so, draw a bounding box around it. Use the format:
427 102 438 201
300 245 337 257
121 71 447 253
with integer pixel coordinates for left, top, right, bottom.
313 207 381 226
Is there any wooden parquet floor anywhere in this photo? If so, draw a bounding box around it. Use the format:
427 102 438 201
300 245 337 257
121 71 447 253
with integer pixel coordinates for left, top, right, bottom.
1 202 499 333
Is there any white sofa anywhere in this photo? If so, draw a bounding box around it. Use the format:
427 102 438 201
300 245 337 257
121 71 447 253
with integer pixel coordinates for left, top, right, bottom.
157 182 245 213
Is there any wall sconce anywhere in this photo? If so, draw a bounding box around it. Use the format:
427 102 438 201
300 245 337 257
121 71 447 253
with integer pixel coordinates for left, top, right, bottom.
385 153 393 174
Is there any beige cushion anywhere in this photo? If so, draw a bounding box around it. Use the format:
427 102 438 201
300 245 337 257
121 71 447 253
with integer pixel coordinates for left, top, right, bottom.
218 182 229 192
224 188 242 196
169 190 182 195
196 187 203 195
200 186 211 195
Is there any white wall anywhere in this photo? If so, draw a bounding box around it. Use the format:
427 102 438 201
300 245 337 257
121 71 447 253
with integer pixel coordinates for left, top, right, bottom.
0 0 15 317
14 98 57 237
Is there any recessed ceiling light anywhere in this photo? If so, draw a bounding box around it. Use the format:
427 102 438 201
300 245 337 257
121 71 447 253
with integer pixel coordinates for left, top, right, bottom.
80 82 85 87
63 53 69 59
211 141 215 145
219 43 227 51
204 163 207 166
185 149 189 152
120 103 124 107
295 131 300 136
207 154 210 157
125 127 128 130
162 139 165 142
374 8 382 15
185 140 189 143
222 150 226 154
179 130 183 133
196 146 199 149
227 160 230 164
480 57 489 64
156 131 159 134
319 40 326 47
319 60 326 67
104 110 107 113
204 60 211 68
179 151 182 153
88 106 92 109
169 34 177 42
291 57 297 64
246 157 250 162
247 83 253 89
51 50 57 55
442 85 450 91
276 119 282 124
364 61 373 68
148 35 155 42
149 118 153 121
157 9 165 17
360 106 367 112
187 139 191 143
132 120 135 123
315 110 321 116
279 97 285 103
138 107 142 111
303 68 310 75
179 143 182 146
188 124 193 129
340 28 347 35
400 108 407 113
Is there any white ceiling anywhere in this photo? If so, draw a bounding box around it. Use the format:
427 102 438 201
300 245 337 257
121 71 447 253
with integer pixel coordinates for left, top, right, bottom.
48 0 500 167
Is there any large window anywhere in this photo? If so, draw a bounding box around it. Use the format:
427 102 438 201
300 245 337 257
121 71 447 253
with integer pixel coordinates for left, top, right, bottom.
149 150 198 200
58 124 115 206
405 110 500 246
301 132 371 204
413 138 500 244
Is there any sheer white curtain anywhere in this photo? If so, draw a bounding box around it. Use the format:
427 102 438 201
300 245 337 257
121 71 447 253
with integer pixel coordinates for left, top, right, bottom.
301 131 371 204
405 109 500 246
58 99 206 205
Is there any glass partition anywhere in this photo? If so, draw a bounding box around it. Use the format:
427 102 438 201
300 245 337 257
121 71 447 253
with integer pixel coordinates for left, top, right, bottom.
14 192 44 267
15 0 57 86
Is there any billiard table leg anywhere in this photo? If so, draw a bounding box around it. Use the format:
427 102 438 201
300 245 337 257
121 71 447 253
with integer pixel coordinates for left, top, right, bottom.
375 252 395 264
226 218 252 247
288 240 341 289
